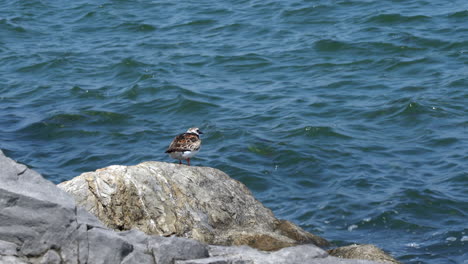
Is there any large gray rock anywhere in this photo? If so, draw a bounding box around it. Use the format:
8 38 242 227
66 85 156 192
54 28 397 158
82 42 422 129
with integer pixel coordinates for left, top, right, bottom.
0 150 209 264
58 161 329 251
177 245 381 264
0 150 396 264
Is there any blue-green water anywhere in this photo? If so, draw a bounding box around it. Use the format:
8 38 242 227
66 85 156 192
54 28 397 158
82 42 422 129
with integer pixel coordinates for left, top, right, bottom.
1 1 467 263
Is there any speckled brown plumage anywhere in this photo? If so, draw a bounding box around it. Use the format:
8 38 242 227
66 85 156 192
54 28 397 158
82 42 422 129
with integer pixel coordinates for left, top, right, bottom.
165 127 203 166
165 133 201 153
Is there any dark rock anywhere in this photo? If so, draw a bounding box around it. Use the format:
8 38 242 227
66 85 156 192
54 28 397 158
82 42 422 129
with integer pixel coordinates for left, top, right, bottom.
149 236 209 264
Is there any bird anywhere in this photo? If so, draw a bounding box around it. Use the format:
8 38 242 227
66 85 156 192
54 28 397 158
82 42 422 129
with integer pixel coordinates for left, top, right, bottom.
165 127 203 166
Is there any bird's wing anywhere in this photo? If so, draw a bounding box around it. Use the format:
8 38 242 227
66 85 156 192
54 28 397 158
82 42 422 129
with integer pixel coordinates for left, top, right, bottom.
165 133 201 153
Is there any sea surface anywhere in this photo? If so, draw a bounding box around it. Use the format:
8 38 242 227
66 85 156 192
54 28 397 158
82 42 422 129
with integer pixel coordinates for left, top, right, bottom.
1 0 467 263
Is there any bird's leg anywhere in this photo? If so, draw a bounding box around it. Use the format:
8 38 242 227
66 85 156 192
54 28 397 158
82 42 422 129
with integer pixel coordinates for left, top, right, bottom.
187 158 191 166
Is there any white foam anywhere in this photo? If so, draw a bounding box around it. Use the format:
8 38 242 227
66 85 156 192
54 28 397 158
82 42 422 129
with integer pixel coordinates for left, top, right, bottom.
405 242 420 248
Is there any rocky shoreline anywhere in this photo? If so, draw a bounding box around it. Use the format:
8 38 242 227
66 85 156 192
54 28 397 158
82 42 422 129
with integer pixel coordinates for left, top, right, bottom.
0 150 400 264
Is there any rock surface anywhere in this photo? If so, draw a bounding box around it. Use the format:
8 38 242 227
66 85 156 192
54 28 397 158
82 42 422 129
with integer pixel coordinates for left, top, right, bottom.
328 244 401 264
58 161 329 251
178 245 383 264
0 150 208 264
0 150 397 263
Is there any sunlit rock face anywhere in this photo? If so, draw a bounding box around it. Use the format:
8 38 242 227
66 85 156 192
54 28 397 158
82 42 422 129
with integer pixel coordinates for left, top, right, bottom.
58 161 329 251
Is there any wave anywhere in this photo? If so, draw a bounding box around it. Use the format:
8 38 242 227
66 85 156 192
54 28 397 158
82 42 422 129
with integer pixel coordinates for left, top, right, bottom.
365 13 431 24
281 5 331 18
16 111 130 139
16 57 70 73
118 22 157 32
0 18 27 33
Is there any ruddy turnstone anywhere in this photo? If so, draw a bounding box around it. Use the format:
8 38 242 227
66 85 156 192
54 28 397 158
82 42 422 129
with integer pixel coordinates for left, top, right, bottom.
165 127 203 166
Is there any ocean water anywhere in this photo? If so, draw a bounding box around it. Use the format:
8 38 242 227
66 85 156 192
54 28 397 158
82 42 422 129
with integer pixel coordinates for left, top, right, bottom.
1 0 467 263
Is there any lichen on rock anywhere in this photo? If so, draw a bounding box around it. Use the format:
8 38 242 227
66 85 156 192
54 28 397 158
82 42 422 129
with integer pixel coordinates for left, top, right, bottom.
58 161 329 251
328 244 401 264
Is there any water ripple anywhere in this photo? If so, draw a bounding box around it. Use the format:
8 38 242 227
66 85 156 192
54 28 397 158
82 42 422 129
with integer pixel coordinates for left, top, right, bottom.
365 13 431 24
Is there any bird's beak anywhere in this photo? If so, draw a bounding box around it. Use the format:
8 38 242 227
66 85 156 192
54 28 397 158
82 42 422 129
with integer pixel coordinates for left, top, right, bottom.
198 130 203 134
